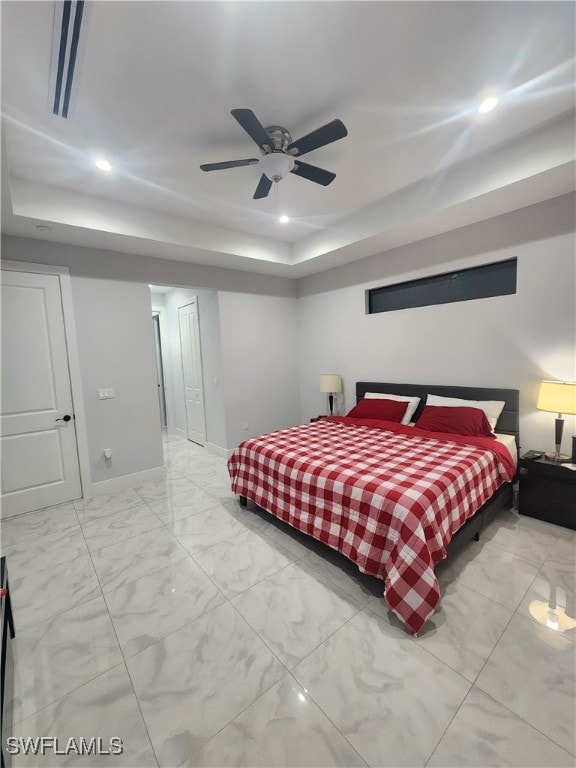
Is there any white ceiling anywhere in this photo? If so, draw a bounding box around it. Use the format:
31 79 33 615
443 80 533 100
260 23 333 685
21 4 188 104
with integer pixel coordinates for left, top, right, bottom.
1 1 575 277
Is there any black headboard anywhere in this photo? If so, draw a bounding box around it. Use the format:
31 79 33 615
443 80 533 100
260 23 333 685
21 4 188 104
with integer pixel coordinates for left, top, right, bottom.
356 381 520 446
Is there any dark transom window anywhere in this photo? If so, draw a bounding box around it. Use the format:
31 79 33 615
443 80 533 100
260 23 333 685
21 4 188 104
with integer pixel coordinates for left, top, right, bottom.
367 258 517 315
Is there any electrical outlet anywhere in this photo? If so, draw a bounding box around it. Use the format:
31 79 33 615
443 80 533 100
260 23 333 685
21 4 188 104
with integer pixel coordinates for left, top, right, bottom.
103 448 112 460
242 421 249 431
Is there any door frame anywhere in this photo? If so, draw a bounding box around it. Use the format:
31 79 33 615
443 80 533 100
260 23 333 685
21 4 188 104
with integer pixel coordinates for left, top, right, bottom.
178 296 207 446
152 312 168 427
1 260 92 500
150 302 173 433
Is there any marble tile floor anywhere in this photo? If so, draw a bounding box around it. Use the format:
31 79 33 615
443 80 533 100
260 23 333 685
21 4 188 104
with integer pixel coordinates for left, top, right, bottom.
1 433 575 767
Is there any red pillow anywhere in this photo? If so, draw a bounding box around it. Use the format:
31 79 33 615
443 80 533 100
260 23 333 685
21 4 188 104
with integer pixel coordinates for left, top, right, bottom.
346 398 409 422
415 405 495 437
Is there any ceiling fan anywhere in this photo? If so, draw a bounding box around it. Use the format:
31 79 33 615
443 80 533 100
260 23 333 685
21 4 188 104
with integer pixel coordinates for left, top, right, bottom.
200 109 348 199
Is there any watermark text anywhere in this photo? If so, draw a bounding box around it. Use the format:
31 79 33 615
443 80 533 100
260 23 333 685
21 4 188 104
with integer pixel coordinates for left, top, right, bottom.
5 737 124 756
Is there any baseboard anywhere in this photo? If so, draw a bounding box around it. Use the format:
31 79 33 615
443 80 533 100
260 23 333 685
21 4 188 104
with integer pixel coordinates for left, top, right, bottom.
205 442 228 459
86 466 166 498
173 428 187 439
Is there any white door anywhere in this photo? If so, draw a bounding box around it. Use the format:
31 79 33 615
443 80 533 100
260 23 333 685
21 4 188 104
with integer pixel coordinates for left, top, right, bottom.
1 270 82 517
178 299 206 446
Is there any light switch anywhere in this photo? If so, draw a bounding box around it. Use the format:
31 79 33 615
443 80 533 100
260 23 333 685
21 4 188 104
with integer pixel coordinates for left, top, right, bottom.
98 388 115 400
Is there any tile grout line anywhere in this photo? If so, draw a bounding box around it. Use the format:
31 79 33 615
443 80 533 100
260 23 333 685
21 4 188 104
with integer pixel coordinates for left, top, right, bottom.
7 504 126 730
86 457 248 671
287 668 372 768
158 599 299 766
421 607 519 767
121 660 161 768
8 450 573 766
473 684 576 760
106 465 291 768
212 556 297 602
77 487 162 768
7 659 128 732
0 522 81 555
7 604 127 729
440 565 540 615
129 482 576 763
112 561 228 663
8 554 102 633
472 610 576 758
285 606 389 766
87 507 191 595
188 520 299 567
82 517 166 555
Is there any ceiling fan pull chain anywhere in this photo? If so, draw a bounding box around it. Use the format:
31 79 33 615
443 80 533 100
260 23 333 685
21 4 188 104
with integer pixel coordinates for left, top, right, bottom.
274 180 279 219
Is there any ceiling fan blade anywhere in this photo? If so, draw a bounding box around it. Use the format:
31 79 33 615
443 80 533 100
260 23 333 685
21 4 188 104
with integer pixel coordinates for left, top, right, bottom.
231 109 273 151
253 174 273 199
291 161 336 186
200 159 258 171
287 119 348 157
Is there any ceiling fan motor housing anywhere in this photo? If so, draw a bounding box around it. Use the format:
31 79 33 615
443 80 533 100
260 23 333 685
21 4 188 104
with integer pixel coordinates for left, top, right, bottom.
264 125 293 151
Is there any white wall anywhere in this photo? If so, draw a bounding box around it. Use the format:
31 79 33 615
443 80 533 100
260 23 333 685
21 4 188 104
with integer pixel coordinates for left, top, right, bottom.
3 193 574 468
161 287 227 453
218 292 301 449
0 236 301 464
153 288 301 454
0 236 296 298
150 292 165 308
70 277 164 483
298 196 576 455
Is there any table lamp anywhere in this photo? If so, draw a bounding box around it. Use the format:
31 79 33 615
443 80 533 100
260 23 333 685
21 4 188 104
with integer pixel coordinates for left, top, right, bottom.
320 374 342 416
536 380 576 462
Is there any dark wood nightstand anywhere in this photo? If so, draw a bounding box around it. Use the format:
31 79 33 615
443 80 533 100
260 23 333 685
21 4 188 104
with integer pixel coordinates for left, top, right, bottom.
518 453 576 530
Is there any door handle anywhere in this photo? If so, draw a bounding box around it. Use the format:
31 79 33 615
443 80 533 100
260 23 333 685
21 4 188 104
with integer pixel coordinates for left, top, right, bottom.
55 415 72 422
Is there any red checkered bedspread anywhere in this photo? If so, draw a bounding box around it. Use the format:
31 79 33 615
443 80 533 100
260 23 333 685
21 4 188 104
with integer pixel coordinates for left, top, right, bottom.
227 417 515 634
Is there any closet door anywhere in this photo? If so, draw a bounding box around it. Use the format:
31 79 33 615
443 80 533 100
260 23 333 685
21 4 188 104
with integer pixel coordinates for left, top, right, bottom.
178 299 206 446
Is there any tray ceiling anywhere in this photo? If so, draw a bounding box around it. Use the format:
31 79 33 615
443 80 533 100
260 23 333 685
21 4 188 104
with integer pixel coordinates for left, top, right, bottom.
1 1 575 276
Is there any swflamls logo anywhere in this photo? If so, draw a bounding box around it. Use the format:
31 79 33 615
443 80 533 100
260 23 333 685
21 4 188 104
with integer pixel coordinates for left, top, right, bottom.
5 737 124 756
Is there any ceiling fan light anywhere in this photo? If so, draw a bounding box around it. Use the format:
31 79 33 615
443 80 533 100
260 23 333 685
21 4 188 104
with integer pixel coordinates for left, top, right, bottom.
95 158 112 172
259 152 295 182
478 96 499 114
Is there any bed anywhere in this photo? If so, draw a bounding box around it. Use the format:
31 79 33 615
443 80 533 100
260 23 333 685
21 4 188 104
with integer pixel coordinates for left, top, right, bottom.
227 382 519 634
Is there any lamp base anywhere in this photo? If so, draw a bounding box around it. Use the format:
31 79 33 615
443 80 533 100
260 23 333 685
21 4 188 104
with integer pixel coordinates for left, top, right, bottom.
544 451 571 462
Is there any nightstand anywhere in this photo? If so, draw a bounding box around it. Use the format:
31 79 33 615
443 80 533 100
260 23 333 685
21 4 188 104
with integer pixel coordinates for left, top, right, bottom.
518 453 576 530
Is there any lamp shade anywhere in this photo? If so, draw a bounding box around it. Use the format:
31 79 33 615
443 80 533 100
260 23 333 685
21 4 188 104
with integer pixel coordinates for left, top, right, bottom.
319 374 342 394
537 381 576 415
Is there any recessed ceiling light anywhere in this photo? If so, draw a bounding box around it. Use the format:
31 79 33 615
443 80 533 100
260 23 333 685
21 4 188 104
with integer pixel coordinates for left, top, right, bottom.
478 96 499 114
94 158 112 172
278 215 290 224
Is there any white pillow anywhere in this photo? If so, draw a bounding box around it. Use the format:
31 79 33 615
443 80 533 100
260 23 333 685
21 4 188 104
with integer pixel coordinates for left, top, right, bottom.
364 392 420 425
426 394 505 431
